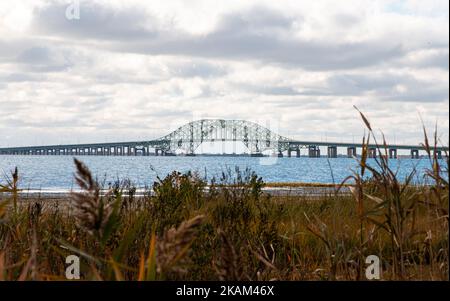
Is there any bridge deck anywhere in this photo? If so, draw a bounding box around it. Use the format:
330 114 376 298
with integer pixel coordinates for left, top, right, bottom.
0 139 447 153
0 119 448 156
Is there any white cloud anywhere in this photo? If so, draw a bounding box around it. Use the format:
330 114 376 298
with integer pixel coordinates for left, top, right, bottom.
0 0 448 147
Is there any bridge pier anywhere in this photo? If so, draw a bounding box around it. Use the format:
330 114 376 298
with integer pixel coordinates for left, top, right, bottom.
411 149 419 159
434 150 442 159
308 146 320 158
368 147 377 158
389 148 398 159
327 146 337 158
347 147 357 158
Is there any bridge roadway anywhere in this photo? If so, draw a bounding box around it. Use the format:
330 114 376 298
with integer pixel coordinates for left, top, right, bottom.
0 139 447 159
0 119 448 159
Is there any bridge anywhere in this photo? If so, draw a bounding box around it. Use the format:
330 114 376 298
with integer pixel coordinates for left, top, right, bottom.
0 119 448 159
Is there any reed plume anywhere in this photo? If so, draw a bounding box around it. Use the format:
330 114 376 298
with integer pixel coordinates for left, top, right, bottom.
156 215 204 277
71 158 113 240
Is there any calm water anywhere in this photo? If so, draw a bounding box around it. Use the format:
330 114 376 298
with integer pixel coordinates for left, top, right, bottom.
0 155 439 190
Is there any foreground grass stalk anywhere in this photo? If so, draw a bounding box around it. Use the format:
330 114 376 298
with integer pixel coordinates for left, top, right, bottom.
0 114 448 280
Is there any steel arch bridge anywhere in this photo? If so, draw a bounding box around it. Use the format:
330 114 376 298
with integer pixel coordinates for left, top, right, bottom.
0 119 448 158
155 119 290 154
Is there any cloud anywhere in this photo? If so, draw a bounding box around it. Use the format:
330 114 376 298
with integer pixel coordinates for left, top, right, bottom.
30 3 408 70
0 0 448 147
32 2 159 41
297 73 449 103
113 8 407 71
16 46 73 72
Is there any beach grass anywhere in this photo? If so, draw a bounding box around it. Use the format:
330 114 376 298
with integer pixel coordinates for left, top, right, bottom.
0 111 448 281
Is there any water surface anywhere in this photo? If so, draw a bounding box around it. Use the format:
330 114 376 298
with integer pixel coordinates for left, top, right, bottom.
0 155 438 190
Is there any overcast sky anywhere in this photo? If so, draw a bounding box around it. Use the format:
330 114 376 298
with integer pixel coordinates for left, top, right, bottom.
0 0 448 148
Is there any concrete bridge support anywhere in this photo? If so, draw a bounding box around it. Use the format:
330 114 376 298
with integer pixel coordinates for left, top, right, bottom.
287 147 301 158
347 146 357 158
411 149 419 159
389 148 398 159
308 145 320 158
368 147 377 158
327 146 337 158
434 150 442 159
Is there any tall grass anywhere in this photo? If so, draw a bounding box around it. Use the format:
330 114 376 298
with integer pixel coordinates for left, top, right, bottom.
0 113 448 280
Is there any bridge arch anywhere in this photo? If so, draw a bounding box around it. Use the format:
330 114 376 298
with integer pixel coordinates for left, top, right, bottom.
154 119 290 155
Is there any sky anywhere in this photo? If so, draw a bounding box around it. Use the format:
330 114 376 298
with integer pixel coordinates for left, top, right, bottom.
0 0 448 151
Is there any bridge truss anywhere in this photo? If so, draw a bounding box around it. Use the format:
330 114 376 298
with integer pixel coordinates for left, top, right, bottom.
155 119 291 154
